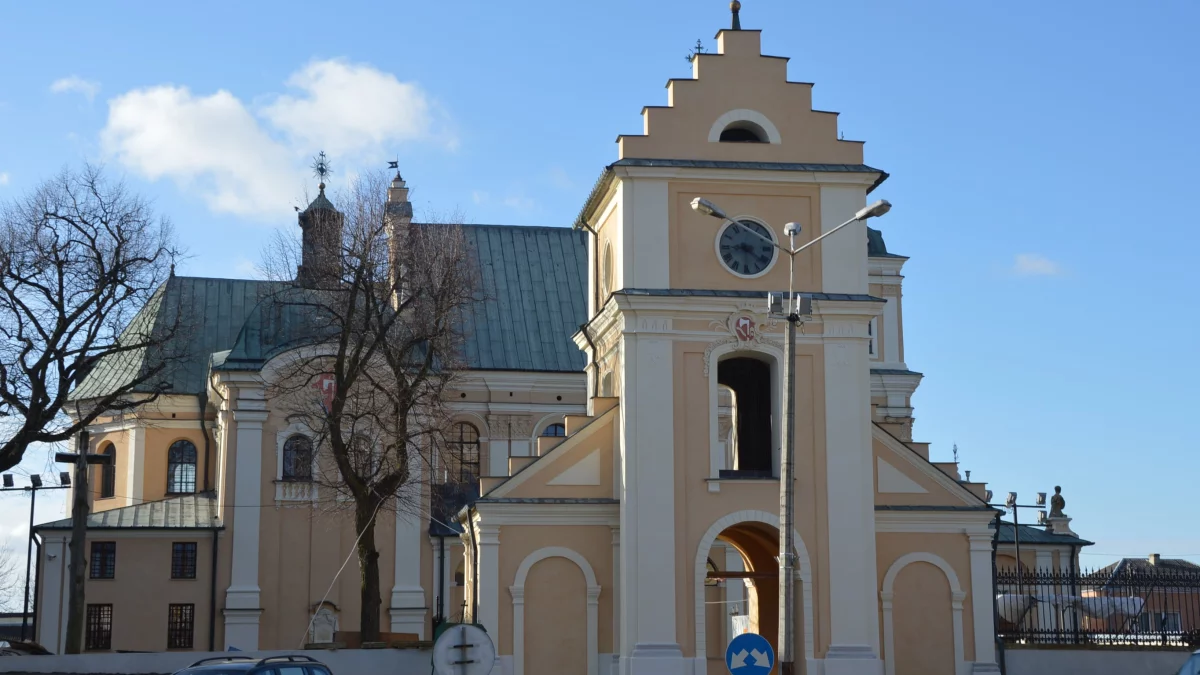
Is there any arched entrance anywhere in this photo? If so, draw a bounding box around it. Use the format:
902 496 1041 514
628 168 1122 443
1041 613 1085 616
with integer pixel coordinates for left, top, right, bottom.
694 510 813 674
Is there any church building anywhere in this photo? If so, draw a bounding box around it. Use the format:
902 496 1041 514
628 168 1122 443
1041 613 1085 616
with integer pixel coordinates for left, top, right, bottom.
32 6 1082 675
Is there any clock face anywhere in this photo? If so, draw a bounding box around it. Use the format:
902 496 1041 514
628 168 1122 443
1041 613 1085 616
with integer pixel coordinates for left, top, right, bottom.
717 220 776 277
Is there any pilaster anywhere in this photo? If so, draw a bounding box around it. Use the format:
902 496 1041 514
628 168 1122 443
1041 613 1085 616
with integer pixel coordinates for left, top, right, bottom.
223 391 267 651
617 326 684 675
475 521 501 639
822 310 883 675
390 453 427 638
968 534 1001 673
127 425 145 507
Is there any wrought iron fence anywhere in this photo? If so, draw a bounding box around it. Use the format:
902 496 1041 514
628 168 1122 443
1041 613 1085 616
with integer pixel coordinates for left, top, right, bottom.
996 566 1200 647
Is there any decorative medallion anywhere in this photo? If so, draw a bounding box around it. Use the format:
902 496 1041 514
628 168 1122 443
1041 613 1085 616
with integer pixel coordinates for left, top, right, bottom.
702 307 783 376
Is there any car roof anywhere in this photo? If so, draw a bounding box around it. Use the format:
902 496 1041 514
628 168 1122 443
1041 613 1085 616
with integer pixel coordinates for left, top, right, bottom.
182 655 330 671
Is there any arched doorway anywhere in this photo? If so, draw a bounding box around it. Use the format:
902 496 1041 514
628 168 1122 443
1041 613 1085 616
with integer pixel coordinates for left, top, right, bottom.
695 511 813 674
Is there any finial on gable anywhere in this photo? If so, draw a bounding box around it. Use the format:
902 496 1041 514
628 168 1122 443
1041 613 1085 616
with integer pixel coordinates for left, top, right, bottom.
730 0 742 30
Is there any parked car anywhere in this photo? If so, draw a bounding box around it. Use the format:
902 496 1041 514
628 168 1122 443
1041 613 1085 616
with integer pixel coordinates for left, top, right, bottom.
1178 649 1200 675
172 654 332 675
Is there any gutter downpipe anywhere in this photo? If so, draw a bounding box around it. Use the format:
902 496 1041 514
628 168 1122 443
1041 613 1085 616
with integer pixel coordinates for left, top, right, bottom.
198 391 212 493
438 535 446 624
209 528 218 651
580 323 599 400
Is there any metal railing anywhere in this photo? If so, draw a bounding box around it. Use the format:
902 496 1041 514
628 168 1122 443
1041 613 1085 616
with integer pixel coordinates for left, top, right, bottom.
996 566 1200 647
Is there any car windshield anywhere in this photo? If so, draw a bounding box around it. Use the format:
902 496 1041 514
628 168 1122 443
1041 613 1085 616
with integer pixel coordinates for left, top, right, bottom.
1178 654 1200 675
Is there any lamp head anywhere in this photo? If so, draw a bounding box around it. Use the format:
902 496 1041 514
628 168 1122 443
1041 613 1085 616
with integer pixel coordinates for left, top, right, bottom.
60 471 72 487
783 222 802 237
1005 491 1017 508
1035 492 1047 506
854 199 892 221
690 197 727 220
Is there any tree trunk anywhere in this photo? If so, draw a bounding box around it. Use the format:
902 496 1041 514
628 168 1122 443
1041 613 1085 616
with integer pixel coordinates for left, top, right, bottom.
356 500 382 643
64 434 90 654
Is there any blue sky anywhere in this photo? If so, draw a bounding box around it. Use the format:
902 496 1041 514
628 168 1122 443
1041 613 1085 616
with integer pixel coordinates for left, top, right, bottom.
0 0 1197 578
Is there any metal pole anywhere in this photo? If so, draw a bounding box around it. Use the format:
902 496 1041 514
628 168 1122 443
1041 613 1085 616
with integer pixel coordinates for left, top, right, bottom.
21 486 37 640
1013 507 1022 599
778 246 797 675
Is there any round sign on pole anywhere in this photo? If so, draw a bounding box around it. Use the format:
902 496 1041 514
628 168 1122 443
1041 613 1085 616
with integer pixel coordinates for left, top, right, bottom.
433 623 496 675
725 632 775 675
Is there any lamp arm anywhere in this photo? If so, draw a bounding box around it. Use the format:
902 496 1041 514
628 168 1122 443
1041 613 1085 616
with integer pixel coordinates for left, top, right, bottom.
791 215 861 255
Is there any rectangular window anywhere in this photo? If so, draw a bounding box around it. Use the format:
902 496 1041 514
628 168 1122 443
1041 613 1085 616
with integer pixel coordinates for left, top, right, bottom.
172 542 198 579
868 318 878 359
85 604 112 650
90 542 116 579
167 603 195 649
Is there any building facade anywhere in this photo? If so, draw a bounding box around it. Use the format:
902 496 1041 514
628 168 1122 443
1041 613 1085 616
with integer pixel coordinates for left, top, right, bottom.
32 11 1073 675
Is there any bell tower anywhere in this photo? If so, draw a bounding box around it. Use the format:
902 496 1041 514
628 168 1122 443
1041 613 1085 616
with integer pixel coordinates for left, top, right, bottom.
575 4 888 674
296 152 343 289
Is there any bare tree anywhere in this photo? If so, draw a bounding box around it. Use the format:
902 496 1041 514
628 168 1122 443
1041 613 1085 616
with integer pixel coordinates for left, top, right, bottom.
0 164 181 474
261 170 475 642
0 540 21 613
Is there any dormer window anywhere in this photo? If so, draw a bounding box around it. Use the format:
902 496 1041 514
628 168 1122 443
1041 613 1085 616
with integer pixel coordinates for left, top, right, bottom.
719 122 768 143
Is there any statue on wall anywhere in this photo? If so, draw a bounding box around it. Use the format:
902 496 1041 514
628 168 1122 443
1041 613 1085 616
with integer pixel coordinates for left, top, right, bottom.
1049 485 1066 518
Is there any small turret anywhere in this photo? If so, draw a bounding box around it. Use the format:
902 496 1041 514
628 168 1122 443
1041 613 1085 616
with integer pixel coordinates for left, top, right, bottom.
296 152 343 289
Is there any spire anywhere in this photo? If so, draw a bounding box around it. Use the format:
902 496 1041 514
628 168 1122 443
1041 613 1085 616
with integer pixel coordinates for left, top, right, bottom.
730 0 742 30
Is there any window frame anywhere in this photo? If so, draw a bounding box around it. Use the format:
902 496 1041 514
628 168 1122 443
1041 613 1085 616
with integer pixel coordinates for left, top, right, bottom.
167 603 195 649
540 423 566 438
97 442 116 499
90 541 116 580
166 439 198 494
443 422 481 484
172 542 198 580
85 603 113 650
281 434 314 482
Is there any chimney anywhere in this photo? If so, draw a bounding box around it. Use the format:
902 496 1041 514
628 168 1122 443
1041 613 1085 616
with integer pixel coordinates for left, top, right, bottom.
296 183 343 289
1149 553 1160 566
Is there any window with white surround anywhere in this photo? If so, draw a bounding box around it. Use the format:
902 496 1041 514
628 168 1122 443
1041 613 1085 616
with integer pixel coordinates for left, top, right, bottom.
275 426 316 503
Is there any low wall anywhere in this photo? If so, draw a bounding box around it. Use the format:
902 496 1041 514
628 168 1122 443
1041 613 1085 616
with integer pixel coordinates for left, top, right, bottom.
0 648 433 674
1004 647 1192 675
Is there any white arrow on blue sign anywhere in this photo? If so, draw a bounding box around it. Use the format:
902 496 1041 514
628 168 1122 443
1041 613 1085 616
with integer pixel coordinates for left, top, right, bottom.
725 632 774 674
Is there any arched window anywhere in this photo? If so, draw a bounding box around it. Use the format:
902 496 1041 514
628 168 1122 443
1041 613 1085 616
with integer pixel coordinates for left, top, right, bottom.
166 440 197 494
282 435 313 481
444 423 480 484
718 356 773 476
540 423 566 438
97 443 116 499
719 121 768 143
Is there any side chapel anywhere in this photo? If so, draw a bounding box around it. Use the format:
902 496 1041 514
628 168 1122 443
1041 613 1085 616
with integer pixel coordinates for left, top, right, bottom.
33 5 1088 675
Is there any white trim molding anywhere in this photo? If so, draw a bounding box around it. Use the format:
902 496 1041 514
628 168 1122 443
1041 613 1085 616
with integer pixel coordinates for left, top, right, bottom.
707 108 783 144
693 510 814 667
510 546 601 675
881 552 965 675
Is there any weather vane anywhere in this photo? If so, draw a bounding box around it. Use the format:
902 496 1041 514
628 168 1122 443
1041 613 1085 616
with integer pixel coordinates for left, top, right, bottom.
311 151 332 186
388 160 399 170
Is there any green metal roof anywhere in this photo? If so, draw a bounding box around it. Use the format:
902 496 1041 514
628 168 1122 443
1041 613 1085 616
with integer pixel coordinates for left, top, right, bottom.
72 277 284 400
35 492 221 531
73 224 589 399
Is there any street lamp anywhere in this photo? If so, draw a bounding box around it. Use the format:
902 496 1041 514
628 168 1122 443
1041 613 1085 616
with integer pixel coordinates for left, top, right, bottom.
1 471 71 642
691 196 891 675
993 491 1048 598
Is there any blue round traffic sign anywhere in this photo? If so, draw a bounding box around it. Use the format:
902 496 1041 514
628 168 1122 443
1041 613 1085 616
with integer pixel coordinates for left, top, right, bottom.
725 632 774 674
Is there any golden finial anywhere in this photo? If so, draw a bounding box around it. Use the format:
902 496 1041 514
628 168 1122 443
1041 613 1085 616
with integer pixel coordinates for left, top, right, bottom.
730 1 742 30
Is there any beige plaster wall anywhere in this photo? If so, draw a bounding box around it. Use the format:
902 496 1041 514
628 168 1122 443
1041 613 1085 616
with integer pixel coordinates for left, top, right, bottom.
494 525 614 658
90 430 129 511
504 415 614 500
78 534 221 652
668 181 823 292
618 31 863 166
872 437 973 508
876 532 976 664
674 344 831 658
891 561 955 675
523 556 589 675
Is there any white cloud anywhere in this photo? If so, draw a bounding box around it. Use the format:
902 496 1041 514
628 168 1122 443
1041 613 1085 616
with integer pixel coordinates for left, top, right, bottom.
471 190 489 205
50 75 100 102
100 60 449 221
263 59 451 156
0 172 9 186
102 86 301 219
1012 253 1064 277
